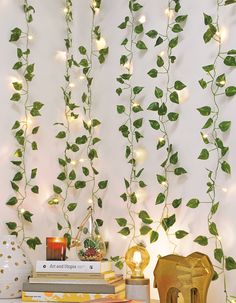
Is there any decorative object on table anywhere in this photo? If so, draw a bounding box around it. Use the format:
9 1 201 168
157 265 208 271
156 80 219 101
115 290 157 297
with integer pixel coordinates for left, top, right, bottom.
46 237 67 260
23 259 124 302
153 252 214 303
125 244 150 303
0 235 32 299
72 206 106 261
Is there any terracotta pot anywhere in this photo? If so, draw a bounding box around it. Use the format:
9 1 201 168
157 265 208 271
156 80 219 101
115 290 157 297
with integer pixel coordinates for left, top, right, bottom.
0 235 32 298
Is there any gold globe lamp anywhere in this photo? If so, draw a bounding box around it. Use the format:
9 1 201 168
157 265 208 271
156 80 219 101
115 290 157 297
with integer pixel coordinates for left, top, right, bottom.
125 245 150 303
125 245 150 278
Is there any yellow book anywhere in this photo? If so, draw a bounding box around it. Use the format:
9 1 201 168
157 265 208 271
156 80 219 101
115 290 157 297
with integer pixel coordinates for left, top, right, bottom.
22 290 125 302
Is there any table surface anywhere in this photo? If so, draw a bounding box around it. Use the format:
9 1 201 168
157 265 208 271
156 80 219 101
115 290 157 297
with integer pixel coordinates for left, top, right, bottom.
0 299 159 303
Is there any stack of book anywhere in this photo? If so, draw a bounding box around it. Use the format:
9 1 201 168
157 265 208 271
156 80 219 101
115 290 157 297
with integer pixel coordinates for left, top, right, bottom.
22 260 125 302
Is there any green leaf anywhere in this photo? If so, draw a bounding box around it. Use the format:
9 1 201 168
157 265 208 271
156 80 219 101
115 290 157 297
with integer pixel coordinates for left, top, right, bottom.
146 30 158 38
56 131 66 139
140 225 152 235
202 64 214 72
149 120 160 130
170 152 178 165
197 106 211 116
209 222 218 236
75 181 86 189
170 91 179 104
175 230 188 239
162 214 176 231
132 3 143 11
133 86 144 95
169 37 178 48
118 227 130 236
172 198 182 208
57 223 62 230
120 55 128 65
172 24 183 33
6 222 17 230
76 135 87 145
98 180 108 189
155 36 164 46
225 86 236 97
168 112 179 121
156 193 165 204
155 87 163 98
174 81 186 90
175 15 188 23
156 56 164 68
150 230 159 243
9 27 22 42
78 46 87 54
147 102 159 111
82 167 89 176
158 103 167 115
136 41 147 50
13 172 23 182
214 248 223 263
116 218 127 227
211 202 219 215
148 69 158 78
221 161 231 174
187 198 200 208
32 126 39 134
216 74 226 87
224 56 236 66
69 170 76 180
134 24 143 34
10 93 21 101
139 181 146 188
13 61 23 70
226 257 236 270
225 0 236 4
219 121 231 132
121 38 128 45
203 13 212 25
202 118 213 129
203 24 217 43
57 172 66 181
67 203 77 211
194 236 208 246
12 82 22 91
157 174 166 184
133 118 143 129
6 197 17 206
26 237 42 250
31 141 38 150
96 219 103 227
174 167 187 175
31 185 39 194
199 79 207 89
12 121 20 130
157 139 166 150
139 210 153 224
198 148 209 160
53 185 62 194
23 211 33 222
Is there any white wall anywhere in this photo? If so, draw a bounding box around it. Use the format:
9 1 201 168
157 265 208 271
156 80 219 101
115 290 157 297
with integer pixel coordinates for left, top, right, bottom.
0 0 236 301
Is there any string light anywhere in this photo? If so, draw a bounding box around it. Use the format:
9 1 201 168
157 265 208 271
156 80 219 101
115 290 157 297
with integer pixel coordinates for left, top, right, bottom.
68 115 76 122
69 82 75 88
28 35 33 40
71 160 77 166
132 102 140 108
222 187 228 193
219 80 226 86
22 117 33 126
48 195 60 205
138 15 146 24
164 8 174 19
161 181 168 187
134 147 147 162
55 51 67 62
88 198 93 204
20 208 25 214
79 158 85 163
179 88 189 103
215 26 228 43
159 51 165 57
202 133 208 139
87 120 92 127
79 75 85 80
63 7 69 13
124 61 133 73
158 137 165 143
96 37 106 50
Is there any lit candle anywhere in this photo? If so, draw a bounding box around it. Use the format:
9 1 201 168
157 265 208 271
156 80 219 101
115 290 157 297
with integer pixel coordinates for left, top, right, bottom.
46 237 67 261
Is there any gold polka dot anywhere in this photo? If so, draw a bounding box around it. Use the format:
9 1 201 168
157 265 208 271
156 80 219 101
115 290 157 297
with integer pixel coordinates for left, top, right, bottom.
12 247 16 251
15 262 19 266
23 254 26 257
14 277 19 281
3 241 7 245
0 253 3 257
7 255 12 259
11 241 15 245
5 285 9 289
17 245 20 249
1 269 4 273
10 293 14 297
23 261 27 264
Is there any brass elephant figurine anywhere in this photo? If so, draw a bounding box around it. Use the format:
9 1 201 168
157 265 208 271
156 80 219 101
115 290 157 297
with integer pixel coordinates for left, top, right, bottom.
153 252 214 303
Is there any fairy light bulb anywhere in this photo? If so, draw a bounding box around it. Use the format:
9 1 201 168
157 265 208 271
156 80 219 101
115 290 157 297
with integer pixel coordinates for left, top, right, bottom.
179 88 189 103
219 80 226 86
68 115 76 122
69 82 75 88
88 198 93 204
71 160 77 166
20 208 25 214
125 245 150 278
96 37 106 50
28 35 33 40
124 61 133 73
158 137 165 143
202 133 208 139
222 187 228 193
63 7 69 13
217 235 222 241
55 51 67 62
159 51 165 57
79 158 85 163
87 120 92 127
161 181 168 187
79 75 85 80
138 15 146 24
164 8 174 19
132 102 139 108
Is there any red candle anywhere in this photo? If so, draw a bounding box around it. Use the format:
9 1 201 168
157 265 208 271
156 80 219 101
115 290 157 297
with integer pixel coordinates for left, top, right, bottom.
46 237 67 261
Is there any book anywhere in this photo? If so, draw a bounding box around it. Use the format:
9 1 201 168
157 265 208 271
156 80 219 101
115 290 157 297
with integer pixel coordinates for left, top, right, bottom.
33 270 116 280
22 290 125 302
36 260 112 273
23 280 125 294
29 274 123 285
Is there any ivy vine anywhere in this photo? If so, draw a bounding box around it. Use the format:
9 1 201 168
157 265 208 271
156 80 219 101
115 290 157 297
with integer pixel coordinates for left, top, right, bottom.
114 0 147 269
187 1 236 302
50 0 80 248
140 0 188 247
6 1 42 249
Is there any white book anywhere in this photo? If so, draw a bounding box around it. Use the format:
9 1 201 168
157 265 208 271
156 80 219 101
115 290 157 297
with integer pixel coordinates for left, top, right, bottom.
35 260 112 273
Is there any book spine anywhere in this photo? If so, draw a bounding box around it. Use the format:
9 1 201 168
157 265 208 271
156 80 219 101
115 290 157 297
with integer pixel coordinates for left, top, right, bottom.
35 261 111 273
22 291 125 302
